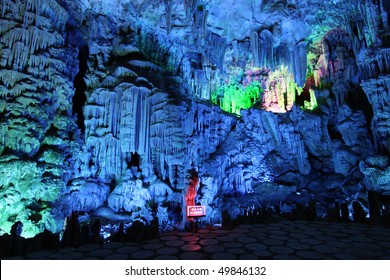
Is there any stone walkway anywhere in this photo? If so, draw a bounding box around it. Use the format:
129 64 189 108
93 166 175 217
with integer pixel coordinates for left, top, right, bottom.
5 220 390 260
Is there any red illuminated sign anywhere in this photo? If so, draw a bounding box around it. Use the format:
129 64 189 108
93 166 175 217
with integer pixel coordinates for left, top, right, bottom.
187 205 206 218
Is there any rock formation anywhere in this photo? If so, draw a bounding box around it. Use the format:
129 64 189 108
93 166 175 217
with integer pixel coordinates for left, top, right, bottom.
1 0 390 238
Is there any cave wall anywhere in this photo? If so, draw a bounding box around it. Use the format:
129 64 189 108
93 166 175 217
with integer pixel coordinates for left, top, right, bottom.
0 0 79 237
1 0 390 237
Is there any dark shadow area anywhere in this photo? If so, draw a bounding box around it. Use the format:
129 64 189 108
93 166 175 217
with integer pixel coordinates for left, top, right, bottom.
72 44 89 132
327 125 343 141
345 84 374 125
295 75 313 108
128 152 141 168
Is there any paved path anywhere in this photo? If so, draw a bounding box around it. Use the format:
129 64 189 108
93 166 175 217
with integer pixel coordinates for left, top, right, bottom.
5 220 390 260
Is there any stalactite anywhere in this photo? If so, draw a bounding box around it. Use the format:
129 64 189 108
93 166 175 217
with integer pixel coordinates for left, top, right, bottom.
0 0 79 237
262 66 298 112
250 31 260 66
206 32 227 72
293 41 307 87
0 70 28 87
361 75 390 154
259 30 274 68
164 0 172 34
193 4 208 46
359 49 390 78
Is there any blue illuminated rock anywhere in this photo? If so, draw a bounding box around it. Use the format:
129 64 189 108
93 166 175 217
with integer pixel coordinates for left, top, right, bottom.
360 156 390 195
1 0 390 238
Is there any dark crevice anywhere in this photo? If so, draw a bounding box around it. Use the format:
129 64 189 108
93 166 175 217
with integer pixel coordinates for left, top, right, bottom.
345 84 374 125
328 124 343 141
128 152 141 168
72 44 89 132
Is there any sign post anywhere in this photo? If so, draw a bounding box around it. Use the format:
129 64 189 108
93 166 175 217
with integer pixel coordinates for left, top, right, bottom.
187 205 206 218
186 205 206 232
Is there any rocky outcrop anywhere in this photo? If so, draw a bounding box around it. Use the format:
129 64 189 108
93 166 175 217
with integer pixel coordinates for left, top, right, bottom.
360 155 390 195
0 0 78 237
361 75 390 154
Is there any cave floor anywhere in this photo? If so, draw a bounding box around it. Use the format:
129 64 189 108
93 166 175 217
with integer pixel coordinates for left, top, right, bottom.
5 219 390 260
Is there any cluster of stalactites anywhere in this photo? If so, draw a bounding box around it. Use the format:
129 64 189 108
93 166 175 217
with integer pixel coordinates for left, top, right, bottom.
0 0 68 97
83 84 152 180
250 29 307 88
262 66 299 113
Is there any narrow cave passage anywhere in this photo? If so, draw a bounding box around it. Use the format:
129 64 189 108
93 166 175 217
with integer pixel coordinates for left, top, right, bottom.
72 44 89 132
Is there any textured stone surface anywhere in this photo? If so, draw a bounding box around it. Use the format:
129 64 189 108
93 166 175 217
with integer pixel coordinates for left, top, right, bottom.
0 0 77 237
1 0 390 239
